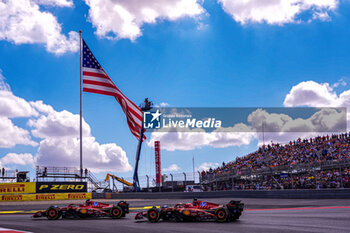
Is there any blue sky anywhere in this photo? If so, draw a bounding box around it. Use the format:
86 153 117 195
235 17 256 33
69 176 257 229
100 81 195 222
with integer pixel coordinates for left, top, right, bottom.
1 0 350 183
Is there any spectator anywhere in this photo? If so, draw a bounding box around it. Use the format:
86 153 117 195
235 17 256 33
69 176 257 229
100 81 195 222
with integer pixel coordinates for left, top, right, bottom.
201 133 350 191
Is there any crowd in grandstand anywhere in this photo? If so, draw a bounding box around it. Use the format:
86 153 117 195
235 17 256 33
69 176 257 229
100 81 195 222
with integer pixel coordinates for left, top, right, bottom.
201 133 350 190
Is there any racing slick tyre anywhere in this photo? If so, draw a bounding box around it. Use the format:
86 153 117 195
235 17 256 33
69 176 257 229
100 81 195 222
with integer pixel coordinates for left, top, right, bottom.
117 201 128 216
147 208 160 223
215 207 229 223
110 206 123 219
46 206 61 220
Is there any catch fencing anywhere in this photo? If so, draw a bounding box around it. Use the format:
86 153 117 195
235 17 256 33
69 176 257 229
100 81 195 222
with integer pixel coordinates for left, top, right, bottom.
107 172 199 192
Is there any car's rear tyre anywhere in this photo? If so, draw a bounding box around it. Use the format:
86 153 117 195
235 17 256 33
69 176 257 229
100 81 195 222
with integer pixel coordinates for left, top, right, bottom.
147 208 160 223
110 206 123 219
215 207 229 223
46 206 61 220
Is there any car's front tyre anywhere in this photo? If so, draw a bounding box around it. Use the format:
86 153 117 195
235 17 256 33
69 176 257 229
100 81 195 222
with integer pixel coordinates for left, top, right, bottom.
147 208 160 223
46 206 61 220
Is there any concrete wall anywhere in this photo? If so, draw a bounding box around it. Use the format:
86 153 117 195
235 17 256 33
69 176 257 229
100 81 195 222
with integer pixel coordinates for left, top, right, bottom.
92 189 350 199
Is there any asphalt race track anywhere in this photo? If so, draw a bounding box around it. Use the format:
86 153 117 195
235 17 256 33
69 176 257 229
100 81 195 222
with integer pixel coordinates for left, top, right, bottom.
0 198 349 233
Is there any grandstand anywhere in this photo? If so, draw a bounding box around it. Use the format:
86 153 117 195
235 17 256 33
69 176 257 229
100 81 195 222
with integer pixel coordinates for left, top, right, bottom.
200 133 350 191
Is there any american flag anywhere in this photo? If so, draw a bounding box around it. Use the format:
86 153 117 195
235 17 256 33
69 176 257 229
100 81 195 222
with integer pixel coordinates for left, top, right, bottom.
82 39 145 140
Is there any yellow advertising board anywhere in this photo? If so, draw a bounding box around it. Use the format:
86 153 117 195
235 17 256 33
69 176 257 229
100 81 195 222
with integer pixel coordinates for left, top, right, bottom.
0 182 36 194
0 192 92 202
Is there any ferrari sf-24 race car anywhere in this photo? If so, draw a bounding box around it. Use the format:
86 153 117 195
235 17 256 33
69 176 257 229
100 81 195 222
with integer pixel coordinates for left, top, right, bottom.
33 200 129 220
135 199 244 223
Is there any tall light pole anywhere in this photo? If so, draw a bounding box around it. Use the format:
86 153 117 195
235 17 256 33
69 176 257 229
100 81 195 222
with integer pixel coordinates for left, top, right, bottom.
132 98 153 192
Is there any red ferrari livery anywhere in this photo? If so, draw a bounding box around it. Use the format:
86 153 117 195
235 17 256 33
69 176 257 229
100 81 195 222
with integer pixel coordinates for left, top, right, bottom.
135 199 244 223
33 200 129 220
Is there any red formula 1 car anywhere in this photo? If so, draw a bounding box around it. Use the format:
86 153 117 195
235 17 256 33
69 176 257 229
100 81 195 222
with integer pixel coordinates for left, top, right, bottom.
33 200 129 220
135 199 244 223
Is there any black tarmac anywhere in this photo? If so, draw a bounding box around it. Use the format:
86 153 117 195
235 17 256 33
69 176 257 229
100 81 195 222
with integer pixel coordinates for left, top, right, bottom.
0 198 349 233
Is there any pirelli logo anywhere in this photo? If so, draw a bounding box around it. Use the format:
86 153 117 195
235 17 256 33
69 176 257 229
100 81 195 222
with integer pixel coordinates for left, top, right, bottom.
0 192 92 202
36 194 55 200
1 195 23 201
68 193 87 199
0 184 25 193
0 182 35 194
36 182 87 193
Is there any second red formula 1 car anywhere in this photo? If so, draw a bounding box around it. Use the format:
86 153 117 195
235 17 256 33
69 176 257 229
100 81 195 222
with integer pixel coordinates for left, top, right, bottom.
33 200 129 220
135 199 244 223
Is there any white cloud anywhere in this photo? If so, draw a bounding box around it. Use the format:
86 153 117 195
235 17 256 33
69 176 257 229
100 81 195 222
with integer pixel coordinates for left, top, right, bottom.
30 100 55 114
284 81 339 107
28 101 132 173
147 130 213 151
0 0 79 55
0 70 38 119
211 124 256 148
162 164 180 172
218 0 338 25
248 108 345 133
147 126 255 151
28 103 91 138
0 153 35 168
248 106 346 145
84 0 205 41
312 11 331 22
283 80 350 134
0 75 38 148
283 80 350 110
35 137 132 173
34 0 73 7
0 116 38 148
332 78 347 88
197 162 219 172
160 102 170 107
0 91 38 118
154 102 170 108
0 70 10 91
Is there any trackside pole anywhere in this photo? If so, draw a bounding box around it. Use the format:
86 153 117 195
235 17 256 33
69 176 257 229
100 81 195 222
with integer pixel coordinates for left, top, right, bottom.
132 98 152 192
79 30 83 179
133 122 144 191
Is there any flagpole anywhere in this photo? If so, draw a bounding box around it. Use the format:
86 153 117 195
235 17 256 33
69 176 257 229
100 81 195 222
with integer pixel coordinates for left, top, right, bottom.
79 30 83 179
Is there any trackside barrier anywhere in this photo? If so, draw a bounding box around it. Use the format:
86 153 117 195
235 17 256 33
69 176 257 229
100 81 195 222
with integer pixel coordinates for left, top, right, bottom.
0 182 87 194
0 182 36 194
0 192 92 202
92 189 350 199
36 182 87 193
